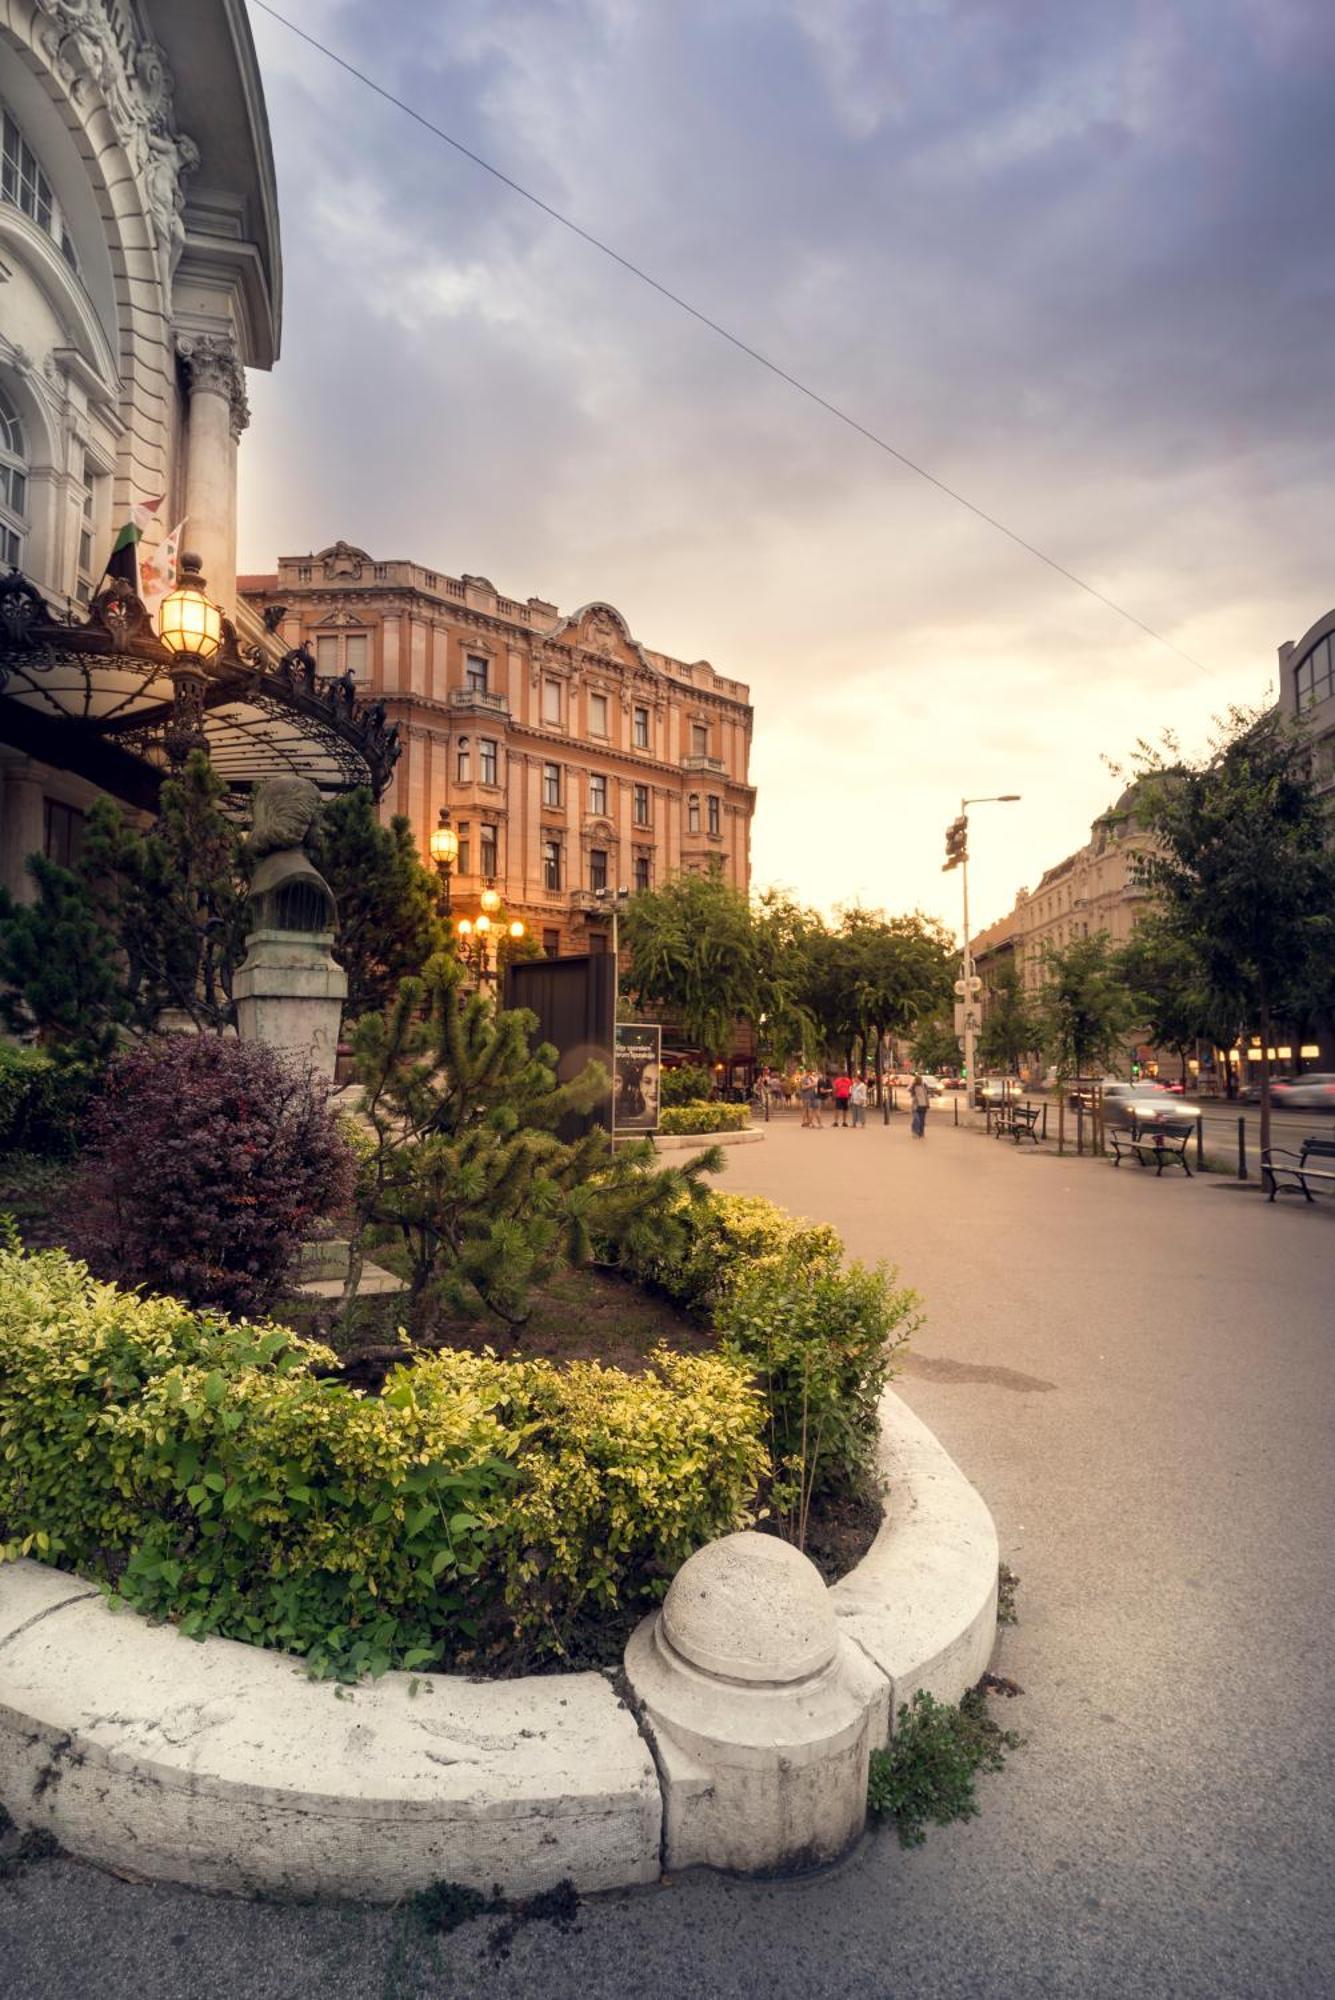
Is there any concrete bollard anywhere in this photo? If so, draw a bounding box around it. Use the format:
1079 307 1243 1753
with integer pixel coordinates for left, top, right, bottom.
624 1532 883 1875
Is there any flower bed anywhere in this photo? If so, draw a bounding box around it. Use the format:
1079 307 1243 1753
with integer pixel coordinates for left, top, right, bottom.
0 1187 916 1679
658 1101 751 1135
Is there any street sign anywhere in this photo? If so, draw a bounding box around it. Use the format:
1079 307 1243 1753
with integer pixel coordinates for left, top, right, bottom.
953 1005 980 1036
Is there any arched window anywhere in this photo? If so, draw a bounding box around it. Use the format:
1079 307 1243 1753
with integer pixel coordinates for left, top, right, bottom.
456 735 471 782
0 387 27 569
1 103 79 271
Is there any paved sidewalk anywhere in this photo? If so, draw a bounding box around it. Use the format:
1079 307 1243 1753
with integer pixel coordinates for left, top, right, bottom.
3 1116 1332 1999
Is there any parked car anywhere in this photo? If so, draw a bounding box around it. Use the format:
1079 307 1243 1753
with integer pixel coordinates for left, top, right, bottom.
1099 1081 1202 1131
1271 1073 1335 1112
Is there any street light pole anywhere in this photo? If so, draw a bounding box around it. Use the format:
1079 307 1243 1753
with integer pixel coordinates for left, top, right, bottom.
945 794 1020 1103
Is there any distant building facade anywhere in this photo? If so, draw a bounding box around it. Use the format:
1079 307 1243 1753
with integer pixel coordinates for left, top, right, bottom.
240 544 756 954
1279 607 1335 802
971 788 1156 1004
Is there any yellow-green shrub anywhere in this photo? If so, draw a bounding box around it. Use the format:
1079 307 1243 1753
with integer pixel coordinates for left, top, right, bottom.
618 1188 843 1313
404 1347 767 1656
658 1102 751 1135
0 1244 766 1674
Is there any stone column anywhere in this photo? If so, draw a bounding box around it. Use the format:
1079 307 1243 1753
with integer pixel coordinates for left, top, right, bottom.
175 333 249 612
0 762 47 904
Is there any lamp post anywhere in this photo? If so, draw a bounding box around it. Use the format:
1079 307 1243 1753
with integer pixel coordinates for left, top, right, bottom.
455 881 524 987
429 806 458 916
156 551 223 766
944 793 1021 1103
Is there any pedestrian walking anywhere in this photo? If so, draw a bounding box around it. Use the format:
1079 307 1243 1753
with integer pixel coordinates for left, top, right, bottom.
850 1077 868 1128
799 1068 817 1128
832 1069 852 1127
909 1073 931 1139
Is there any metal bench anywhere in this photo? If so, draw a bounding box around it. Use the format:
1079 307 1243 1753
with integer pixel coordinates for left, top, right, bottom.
1262 1136 1335 1204
1109 1127 1192 1176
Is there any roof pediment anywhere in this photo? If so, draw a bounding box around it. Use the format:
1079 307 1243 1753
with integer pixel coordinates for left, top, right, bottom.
551 600 657 676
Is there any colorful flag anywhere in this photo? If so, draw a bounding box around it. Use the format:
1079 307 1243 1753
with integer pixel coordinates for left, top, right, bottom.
102 518 141 595
139 519 185 617
99 498 165 598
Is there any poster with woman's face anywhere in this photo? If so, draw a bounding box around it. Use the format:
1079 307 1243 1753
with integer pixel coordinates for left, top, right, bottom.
614 1024 662 1132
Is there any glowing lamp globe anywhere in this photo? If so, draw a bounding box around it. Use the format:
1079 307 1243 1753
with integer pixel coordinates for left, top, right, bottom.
157 553 223 663
479 885 501 914
456 918 474 940
474 913 492 935
429 821 458 868
508 920 526 940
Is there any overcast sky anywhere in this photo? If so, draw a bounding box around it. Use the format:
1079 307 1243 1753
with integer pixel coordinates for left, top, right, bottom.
240 0 1335 936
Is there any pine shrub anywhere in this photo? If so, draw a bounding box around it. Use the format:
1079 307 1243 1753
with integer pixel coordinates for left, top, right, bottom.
71 1036 353 1314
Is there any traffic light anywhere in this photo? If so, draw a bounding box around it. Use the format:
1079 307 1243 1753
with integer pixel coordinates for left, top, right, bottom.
942 815 968 872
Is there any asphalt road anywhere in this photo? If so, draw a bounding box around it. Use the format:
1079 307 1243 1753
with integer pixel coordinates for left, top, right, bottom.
4 1118 1333 1999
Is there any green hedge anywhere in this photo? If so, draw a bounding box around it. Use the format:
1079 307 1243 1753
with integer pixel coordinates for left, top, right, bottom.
0 1045 93 1157
0 1244 765 1677
659 1101 751 1135
659 1064 715 1108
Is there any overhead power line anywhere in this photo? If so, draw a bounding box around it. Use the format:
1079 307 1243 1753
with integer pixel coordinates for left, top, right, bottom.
250 0 1212 679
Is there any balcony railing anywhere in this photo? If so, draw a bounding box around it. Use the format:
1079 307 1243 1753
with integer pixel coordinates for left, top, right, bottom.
448 686 509 716
682 754 725 774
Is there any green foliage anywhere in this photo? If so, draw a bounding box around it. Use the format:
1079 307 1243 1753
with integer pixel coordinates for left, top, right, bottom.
978 960 1039 1075
0 1244 764 1674
659 1101 750 1134
0 1045 93 1157
351 954 721 1330
0 857 127 1059
713 1245 915 1542
659 1062 715 1107
1126 707 1335 1147
621 868 761 1060
909 1017 961 1074
867 1687 1020 1846
308 791 446 1019
405 1346 766 1656
611 1188 842 1316
811 908 956 1070
1036 932 1136 1080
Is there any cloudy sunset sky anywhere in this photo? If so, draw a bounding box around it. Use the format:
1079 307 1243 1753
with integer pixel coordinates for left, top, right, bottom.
240 0 1335 937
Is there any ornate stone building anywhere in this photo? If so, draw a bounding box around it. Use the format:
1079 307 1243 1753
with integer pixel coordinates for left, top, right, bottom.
240 545 757 955
0 0 281 894
970 788 1157 998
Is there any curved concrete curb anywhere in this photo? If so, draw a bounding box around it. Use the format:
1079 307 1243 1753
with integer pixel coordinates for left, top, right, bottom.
0 1386 996 1899
653 1126 763 1151
831 1388 1000 1741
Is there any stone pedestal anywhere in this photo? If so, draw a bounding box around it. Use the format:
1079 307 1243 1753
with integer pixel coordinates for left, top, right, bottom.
624 1531 884 1875
233 929 347 1081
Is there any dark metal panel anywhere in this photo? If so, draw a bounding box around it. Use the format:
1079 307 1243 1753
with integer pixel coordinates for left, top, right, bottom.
505 954 615 1141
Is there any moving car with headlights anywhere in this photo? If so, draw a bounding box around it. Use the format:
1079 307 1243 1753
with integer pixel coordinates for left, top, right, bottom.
1271 1073 1335 1112
1099 1081 1202 1131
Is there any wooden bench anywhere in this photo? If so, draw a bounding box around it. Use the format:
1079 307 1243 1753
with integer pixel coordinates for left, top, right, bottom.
1262 1136 1335 1204
1110 1127 1192 1176
994 1102 1041 1144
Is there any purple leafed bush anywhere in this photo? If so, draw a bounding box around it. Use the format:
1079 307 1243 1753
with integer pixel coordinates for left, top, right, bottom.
72 1035 354 1314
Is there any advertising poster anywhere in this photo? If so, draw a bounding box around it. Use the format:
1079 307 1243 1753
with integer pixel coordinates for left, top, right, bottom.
613 1023 662 1133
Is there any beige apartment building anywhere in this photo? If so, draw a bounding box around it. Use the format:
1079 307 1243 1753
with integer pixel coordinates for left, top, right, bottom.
239 543 755 954
971 786 1156 998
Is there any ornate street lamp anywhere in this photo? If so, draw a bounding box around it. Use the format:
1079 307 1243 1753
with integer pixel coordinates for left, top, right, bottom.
454 891 525 986
156 551 223 766
429 805 459 914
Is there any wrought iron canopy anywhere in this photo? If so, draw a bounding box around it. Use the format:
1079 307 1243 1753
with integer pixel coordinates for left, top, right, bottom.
0 570 401 813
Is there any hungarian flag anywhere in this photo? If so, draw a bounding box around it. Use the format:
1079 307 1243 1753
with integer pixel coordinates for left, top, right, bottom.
99 497 165 597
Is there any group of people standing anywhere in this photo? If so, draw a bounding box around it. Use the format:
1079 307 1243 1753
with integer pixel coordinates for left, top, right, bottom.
754 1068 934 1137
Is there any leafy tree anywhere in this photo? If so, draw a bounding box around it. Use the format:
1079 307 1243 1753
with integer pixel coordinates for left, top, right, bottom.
309 790 445 1019
978 959 1039 1076
1036 932 1137 1080
1116 916 1240 1089
1128 705 1335 1153
809 909 955 1080
621 867 759 1059
910 1017 962 1074
348 953 722 1334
